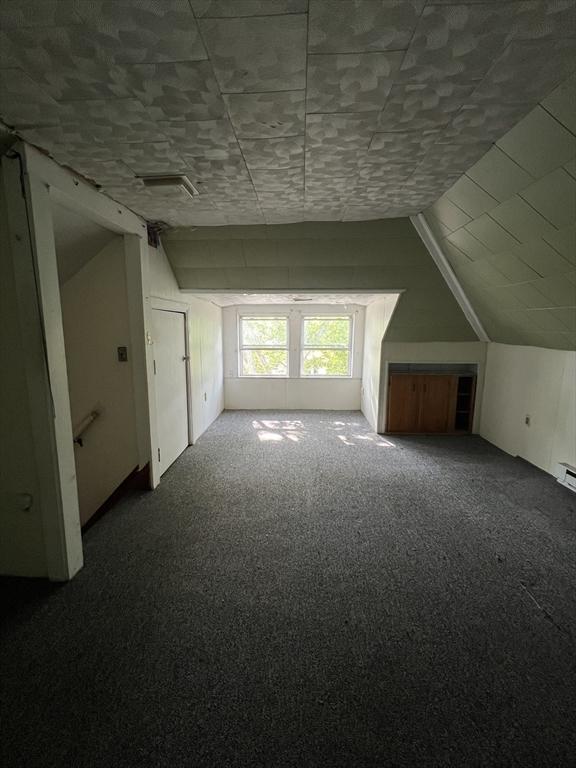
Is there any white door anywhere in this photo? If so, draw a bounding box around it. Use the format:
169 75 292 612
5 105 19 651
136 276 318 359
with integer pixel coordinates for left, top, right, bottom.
152 309 189 475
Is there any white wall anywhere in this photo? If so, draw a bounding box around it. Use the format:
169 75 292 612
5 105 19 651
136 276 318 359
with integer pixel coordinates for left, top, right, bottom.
222 304 365 410
61 237 140 525
379 341 487 433
480 343 576 475
149 243 223 442
361 295 399 431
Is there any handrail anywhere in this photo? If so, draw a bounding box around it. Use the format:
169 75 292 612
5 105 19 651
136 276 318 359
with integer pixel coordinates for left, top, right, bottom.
73 410 100 447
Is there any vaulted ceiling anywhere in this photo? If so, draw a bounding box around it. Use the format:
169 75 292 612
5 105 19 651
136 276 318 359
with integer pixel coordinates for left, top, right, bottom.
425 75 576 350
1 1 575 226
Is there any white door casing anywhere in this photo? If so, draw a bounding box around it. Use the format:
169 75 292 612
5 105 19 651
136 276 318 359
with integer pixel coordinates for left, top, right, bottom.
152 309 189 475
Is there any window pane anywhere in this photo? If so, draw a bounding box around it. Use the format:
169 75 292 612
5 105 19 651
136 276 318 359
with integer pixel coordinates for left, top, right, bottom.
303 317 350 347
242 349 288 376
242 317 287 347
302 349 350 376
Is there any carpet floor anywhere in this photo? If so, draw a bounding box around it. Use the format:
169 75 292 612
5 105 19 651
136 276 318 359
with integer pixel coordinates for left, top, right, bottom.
1 410 575 768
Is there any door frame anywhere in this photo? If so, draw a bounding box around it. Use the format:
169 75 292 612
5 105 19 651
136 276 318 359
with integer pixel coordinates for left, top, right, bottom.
150 297 194 451
1 141 151 580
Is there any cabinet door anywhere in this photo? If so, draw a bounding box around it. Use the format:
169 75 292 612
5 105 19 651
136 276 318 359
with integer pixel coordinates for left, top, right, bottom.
418 375 455 433
387 374 421 432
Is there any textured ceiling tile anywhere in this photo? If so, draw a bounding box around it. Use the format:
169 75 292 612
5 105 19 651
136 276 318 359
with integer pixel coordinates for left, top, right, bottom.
159 119 238 157
200 14 306 93
510 0 576 42
304 207 345 222
537 273 576 306
184 153 251 183
62 99 167 144
116 141 187 175
377 82 475 132
306 51 403 114
224 90 305 139
497 105 576 177
541 72 576 134
239 136 304 170
118 61 225 121
469 38 576 111
490 252 540 284
490 196 558 244
439 101 533 146
305 151 360 179
356 165 415 186
0 68 63 128
444 175 498 218
551 307 576 331
366 130 439 166
308 1 426 54
1 26 129 100
343 206 394 222
192 178 258 201
519 168 576 230
428 197 471 232
75 0 207 64
190 1 308 16
416 140 493 182
465 145 534 202
465 214 519 253
306 112 377 151
305 112 376 179
506 281 552 309
399 3 515 84
304 176 351 202
509 239 574 278
67 159 136 187
446 227 493 262
564 157 576 180
424 214 451 241
0 0 83 27
442 239 472 268
544 224 576 264
20 124 99 153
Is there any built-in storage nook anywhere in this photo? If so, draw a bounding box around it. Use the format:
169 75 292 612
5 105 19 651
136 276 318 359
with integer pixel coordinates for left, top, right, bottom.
386 363 477 434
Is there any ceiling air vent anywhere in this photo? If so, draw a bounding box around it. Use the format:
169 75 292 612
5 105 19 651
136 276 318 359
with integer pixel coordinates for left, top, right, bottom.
140 175 199 199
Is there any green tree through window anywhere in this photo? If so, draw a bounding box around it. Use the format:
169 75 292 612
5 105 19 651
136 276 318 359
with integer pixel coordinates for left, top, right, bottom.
240 316 288 376
302 316 352 376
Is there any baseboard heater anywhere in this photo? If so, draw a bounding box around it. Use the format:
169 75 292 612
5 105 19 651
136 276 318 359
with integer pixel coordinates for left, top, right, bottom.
554 463 576 493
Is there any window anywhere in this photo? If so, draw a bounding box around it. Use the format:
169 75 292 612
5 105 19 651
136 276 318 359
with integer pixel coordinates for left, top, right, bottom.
301 315 352 377
239 316 289 376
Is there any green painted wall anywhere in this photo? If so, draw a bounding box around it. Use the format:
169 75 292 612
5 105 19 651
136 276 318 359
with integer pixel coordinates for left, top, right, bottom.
162 217 476 342
425 74 576 351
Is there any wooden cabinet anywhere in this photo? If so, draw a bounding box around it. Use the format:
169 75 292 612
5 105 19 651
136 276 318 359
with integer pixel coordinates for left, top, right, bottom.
386 373 475 434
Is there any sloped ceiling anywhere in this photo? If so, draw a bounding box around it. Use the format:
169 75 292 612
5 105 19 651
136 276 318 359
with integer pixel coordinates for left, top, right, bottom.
1 1 575 226
425 74 576 350
161 217 477 341
52 201 117 283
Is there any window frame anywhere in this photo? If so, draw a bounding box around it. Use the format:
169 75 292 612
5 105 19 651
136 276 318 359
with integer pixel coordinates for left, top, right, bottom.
238 313 290 378
300 314 354 379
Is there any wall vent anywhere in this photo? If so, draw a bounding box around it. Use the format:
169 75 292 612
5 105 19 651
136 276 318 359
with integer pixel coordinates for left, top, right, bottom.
140 175 199 199
554 463 576 493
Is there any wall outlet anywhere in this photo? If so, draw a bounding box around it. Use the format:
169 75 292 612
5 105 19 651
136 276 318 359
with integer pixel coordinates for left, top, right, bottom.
525 415 531 426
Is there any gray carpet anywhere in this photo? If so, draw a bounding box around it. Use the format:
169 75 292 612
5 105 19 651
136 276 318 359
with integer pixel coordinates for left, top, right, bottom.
1 410 576 768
